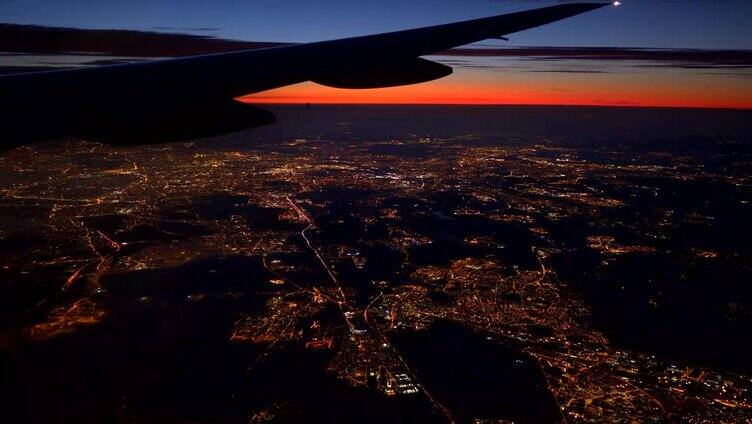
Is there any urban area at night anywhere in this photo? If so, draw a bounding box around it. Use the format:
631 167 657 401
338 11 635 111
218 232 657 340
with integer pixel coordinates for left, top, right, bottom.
2 106 751 423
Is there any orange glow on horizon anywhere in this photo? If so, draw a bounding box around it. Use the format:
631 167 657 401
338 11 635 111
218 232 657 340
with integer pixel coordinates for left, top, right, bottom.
239 69 752 110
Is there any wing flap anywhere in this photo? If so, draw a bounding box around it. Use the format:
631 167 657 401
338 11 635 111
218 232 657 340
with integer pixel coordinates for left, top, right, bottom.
312 58 452 89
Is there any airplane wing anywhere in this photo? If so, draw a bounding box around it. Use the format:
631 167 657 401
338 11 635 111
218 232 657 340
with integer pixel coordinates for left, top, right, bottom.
0 2 610 149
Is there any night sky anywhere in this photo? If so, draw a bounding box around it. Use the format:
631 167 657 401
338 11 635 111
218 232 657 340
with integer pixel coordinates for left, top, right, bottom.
2 0 751 108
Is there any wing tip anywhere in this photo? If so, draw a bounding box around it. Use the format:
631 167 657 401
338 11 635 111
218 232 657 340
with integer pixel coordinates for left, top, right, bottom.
557 2 614 12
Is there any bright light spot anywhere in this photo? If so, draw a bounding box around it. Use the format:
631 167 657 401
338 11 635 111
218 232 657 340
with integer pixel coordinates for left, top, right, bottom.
613 1 621 6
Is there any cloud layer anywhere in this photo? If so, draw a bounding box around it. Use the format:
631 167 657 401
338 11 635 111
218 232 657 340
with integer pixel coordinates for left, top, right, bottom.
2 23 750 74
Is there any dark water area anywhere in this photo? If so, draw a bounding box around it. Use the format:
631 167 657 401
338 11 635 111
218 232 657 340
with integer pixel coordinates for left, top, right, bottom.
3 293 261 423
407 214 539 268
3 250 441 423
2 300 440 423
393 321 560 424
103 255 277 301
4 255 277 421
0 262 70 332
181 193 302 232
553 247 752 374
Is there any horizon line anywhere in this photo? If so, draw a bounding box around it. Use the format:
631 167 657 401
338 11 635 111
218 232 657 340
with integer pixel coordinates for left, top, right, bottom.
240 100 752 111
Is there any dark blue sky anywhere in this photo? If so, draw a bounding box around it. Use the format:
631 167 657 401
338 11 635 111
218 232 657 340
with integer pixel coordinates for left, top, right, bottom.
1 0 751 49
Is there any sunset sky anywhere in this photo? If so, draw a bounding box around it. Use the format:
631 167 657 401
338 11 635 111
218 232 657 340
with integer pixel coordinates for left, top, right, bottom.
2 0 751 108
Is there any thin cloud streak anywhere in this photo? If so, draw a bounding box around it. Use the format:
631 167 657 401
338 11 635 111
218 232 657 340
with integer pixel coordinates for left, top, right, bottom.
0 23 287 57
436 47 752 70
2 23 751 72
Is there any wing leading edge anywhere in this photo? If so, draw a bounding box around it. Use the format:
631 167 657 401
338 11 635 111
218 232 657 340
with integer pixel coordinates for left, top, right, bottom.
0 2 610 149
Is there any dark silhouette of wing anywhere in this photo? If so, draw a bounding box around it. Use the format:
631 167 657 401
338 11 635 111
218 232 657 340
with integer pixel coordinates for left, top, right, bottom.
0 2 610 149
